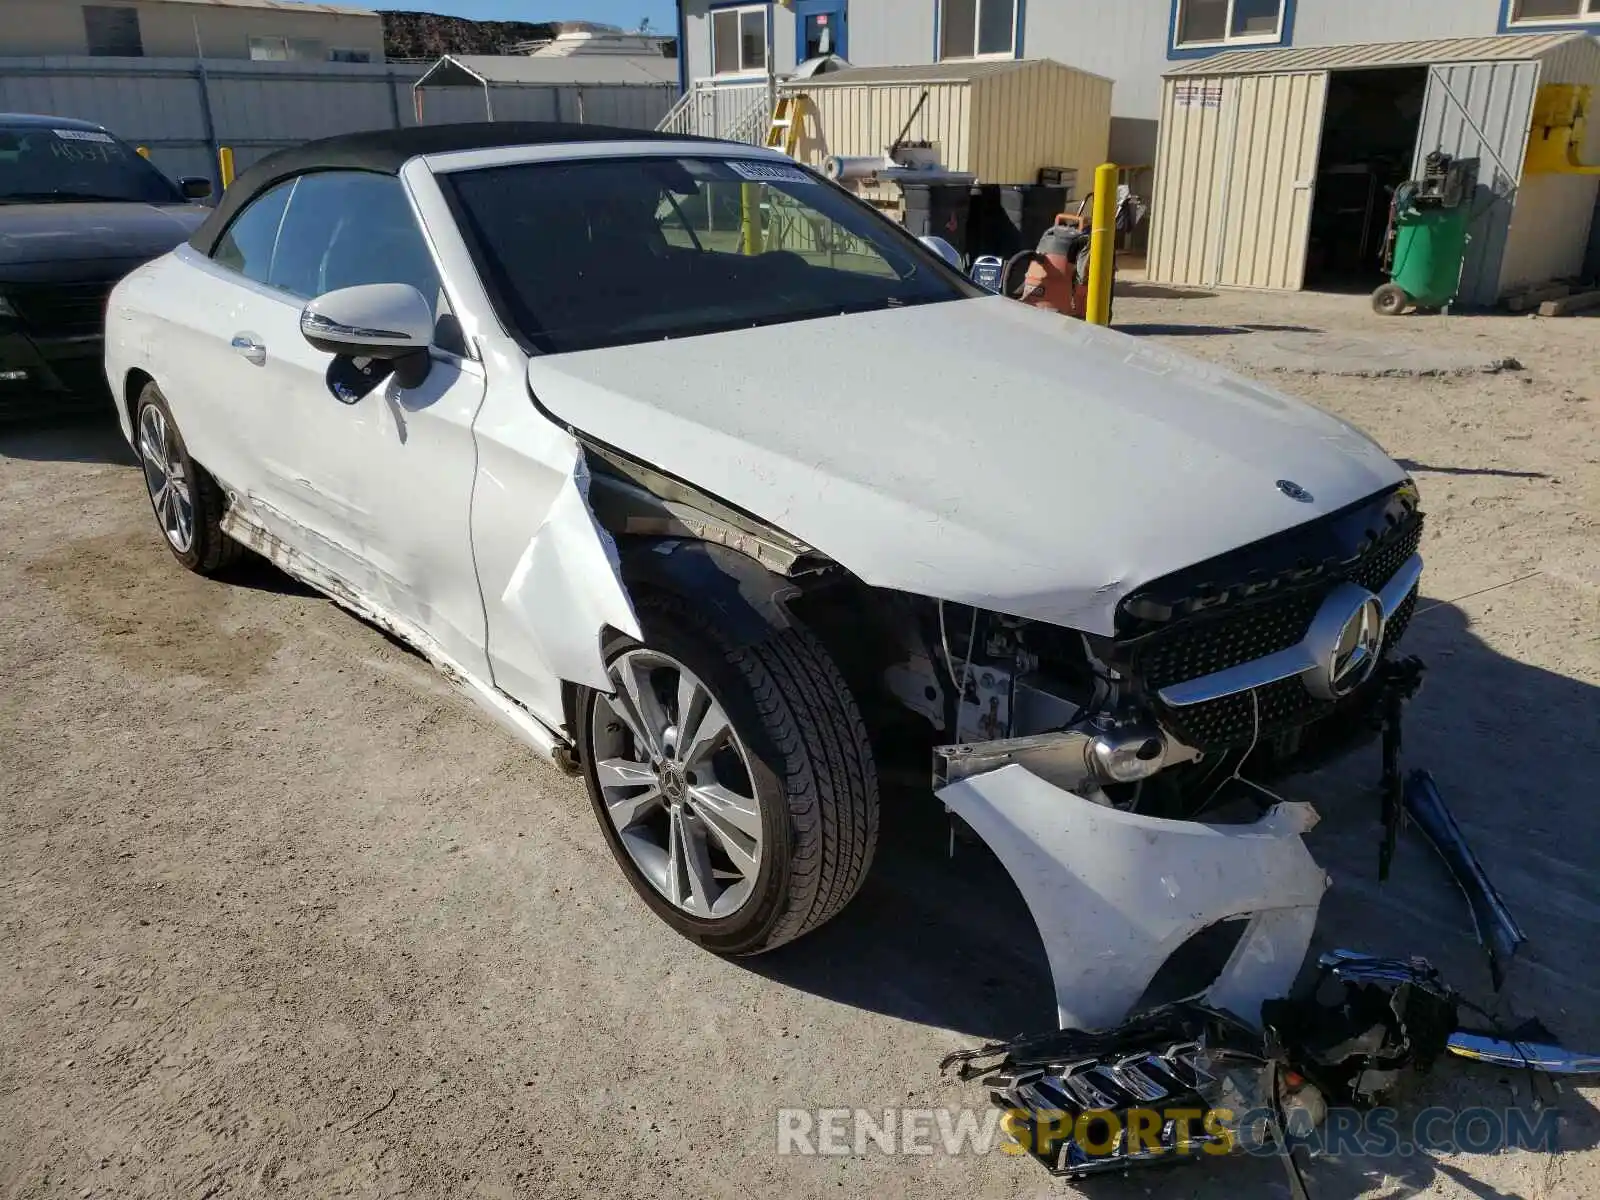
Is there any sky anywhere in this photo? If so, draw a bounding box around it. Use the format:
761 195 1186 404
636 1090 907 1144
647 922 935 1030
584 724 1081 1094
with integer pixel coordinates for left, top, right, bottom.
373 1 680 33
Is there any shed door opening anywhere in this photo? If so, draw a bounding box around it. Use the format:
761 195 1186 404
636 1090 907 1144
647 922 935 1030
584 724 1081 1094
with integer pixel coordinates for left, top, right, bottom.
1305 67 1428 291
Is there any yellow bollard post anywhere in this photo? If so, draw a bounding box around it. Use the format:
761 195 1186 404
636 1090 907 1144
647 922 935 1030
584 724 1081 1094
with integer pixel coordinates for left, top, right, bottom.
136 145 150 159
740 182 764 255
218 145 235 191
1085 162 1119 326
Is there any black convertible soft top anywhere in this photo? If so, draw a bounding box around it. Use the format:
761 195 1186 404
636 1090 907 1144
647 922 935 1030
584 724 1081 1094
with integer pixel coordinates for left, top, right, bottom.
188 121 714 257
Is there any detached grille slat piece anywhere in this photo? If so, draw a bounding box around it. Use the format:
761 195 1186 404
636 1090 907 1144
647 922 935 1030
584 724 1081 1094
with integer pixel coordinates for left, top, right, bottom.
1132 516 1425 751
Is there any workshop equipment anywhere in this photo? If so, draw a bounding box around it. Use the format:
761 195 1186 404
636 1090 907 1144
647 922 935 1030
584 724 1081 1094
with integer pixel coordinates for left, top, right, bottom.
969 254 1004 293
1007 215 1092 318
764 93 812 158
998 166 1144 324
1371 152 1477 316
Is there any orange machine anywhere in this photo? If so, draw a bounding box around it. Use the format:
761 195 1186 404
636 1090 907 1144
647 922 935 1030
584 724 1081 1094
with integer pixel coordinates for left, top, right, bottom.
1009 213 1092 318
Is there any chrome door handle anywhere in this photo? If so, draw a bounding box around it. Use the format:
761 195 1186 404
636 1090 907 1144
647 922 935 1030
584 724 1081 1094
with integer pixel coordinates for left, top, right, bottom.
230 333 266 365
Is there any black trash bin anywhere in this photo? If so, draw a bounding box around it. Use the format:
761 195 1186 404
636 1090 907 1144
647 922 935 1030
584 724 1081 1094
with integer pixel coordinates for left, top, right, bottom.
1001 185 1071 253
900 182 972 259
966 184 1017 258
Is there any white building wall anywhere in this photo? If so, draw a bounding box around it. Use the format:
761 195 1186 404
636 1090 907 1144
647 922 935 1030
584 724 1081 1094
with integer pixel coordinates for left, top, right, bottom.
845 1 935 67
1291 0 1505 51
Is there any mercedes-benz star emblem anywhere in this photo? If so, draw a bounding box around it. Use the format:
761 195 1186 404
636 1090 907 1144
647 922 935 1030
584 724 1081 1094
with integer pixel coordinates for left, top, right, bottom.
1329 595 1384 695
1277 479 1314 502
660 764 688 805
1303 584 1387 700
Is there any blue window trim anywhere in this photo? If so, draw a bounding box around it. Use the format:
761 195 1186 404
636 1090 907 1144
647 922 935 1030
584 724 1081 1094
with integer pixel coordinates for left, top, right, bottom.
1496 0 1600 33
932 0 1026 62
675 0 688 94
707 0 776 77
794 0 849 61
1167 0 1297 61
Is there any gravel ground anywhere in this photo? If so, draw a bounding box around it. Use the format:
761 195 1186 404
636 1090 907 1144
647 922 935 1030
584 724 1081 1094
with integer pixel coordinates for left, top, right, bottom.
2 287 1597 1199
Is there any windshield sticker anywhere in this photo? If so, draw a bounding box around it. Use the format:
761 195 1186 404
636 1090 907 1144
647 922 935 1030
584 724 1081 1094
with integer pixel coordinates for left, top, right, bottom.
53 129 117 144
729 160 816 185
49 139 122 164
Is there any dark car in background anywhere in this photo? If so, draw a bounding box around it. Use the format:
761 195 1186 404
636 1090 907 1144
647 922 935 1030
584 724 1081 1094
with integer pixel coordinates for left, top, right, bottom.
1 113 212 419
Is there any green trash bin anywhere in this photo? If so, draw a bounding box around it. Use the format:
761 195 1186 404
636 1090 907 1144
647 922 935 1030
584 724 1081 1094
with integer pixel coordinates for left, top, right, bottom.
1373 198 1470 316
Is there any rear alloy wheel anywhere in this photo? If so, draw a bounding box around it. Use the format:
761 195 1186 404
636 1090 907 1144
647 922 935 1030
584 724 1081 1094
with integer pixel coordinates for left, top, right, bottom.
578 593 879 955
134 383 240 575
138 401 194 555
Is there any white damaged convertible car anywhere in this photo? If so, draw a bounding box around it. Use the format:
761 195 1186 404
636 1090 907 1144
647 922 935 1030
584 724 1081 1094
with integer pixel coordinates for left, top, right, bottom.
106 124 1425 1026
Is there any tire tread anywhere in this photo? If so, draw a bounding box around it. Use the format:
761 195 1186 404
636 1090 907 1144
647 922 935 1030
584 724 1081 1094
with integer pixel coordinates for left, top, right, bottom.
632 592 879 953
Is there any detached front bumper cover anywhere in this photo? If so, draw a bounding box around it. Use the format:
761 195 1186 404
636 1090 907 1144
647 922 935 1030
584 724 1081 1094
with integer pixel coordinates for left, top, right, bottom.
935 765 1329 1031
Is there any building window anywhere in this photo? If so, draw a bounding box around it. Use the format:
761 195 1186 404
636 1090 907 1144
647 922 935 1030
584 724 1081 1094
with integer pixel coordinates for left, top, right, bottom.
711 6 768 76
1173 0 1286 49
1507 0 1600 24
83 6 143 57
329 48 374 63
248 36 327 62
938 0 1018 60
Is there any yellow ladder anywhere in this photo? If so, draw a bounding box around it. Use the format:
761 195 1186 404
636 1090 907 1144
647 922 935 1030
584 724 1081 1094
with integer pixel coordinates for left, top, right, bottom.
764 93 809 157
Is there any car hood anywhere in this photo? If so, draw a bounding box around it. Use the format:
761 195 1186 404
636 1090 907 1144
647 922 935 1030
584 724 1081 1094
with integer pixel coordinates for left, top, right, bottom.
526 297 1407 636
0 201 208 268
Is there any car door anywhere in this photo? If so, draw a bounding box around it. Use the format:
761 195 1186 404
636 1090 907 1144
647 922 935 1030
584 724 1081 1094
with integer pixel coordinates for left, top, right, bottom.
154 175 383 568
159 168 490 679
149 178 295 504
237 170 491 678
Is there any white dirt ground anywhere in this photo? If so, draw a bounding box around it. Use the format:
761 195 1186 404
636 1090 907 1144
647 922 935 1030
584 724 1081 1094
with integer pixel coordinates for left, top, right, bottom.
2 287 1597 1199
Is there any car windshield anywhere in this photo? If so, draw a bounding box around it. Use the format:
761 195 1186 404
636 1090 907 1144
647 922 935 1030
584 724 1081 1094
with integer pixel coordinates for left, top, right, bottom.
443 155 982 354
0 122 184 205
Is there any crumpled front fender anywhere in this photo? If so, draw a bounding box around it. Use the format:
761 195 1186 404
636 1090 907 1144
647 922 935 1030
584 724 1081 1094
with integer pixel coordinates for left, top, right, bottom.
937 765 1328 1030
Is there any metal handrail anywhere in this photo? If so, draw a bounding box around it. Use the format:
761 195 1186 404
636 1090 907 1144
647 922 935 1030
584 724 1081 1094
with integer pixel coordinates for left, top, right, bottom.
656 78 770 144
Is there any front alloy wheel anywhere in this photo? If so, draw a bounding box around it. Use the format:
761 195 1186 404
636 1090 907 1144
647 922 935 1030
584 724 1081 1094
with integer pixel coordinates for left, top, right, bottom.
592 649 764 919
577 592 879 956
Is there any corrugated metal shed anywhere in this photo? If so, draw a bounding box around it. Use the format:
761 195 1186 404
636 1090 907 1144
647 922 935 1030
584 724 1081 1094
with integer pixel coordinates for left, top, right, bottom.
1163 33 1590 77
1148 33 1600 306
782 58 1111 202
1412 61 1539 305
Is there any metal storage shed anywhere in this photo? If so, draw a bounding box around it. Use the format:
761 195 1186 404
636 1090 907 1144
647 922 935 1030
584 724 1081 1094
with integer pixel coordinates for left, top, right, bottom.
1147 34 1600 307
411 54 677 130
780 59 1112 205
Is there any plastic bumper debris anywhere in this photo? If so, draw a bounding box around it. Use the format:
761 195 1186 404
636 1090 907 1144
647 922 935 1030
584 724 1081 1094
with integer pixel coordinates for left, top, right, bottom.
1264 951 1458 1107
1448 1030 1600 1075
1403 770 1527 989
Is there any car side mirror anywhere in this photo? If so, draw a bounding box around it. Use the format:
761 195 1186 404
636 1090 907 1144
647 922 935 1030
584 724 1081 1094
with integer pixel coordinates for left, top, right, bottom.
300 283 434 390
919 235 963 270
179 176 213 200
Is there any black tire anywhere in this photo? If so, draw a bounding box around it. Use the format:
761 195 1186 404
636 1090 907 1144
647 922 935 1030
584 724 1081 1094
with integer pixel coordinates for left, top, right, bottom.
1372 283 1410 317
576 591 879 956
134 382 241 576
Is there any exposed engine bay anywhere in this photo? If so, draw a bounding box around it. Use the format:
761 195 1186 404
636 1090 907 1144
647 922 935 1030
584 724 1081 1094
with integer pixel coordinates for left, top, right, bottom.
880 479 1426 812
582 433 1429 850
